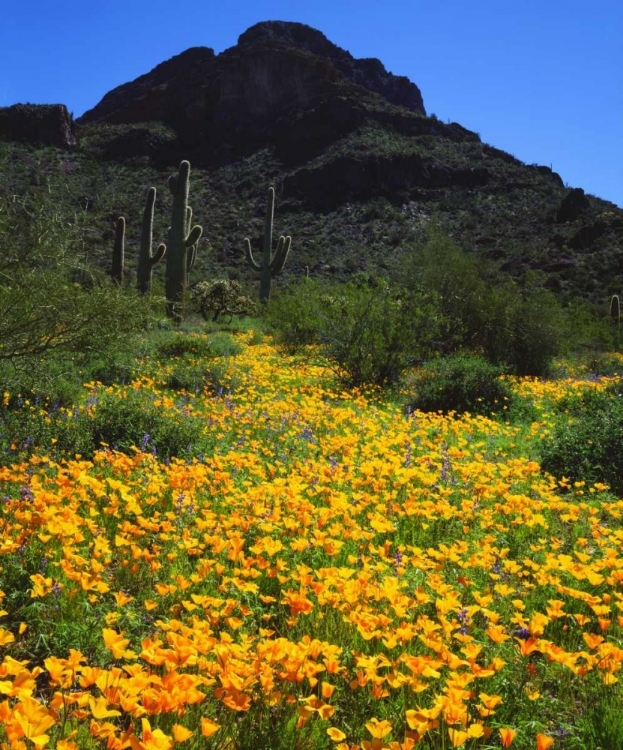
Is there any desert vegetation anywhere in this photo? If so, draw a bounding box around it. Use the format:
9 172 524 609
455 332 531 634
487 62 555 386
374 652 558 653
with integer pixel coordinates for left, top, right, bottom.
0 162 623 750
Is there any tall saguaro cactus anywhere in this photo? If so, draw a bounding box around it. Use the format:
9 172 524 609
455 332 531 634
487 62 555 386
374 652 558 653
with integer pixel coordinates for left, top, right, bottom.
165 161 203 321
137 187 166 294
244 187 291 303
111 216 125 285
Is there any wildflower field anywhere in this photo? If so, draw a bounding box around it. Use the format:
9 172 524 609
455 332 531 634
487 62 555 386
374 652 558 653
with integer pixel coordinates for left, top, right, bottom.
0 329 622 750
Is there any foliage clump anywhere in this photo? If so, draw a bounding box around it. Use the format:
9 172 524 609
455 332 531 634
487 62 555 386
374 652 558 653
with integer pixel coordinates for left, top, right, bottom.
397 226 570 376
266 277 438 387
0 191 154 398
407 354 512 416
540 381 623 493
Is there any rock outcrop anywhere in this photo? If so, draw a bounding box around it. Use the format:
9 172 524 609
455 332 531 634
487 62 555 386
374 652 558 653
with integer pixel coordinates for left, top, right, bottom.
556 188 591 223
0 104 76 149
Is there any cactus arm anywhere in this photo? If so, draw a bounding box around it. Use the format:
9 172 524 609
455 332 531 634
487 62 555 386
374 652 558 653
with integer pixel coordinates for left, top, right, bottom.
187 243 197 273
244 237 262 271
611 294 620 324
271 235 291 276
153 243 166 264
112 216 125 285
186 224 203 247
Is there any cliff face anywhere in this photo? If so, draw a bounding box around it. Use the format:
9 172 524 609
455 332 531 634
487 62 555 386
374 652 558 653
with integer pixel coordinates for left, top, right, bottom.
0 104 76 149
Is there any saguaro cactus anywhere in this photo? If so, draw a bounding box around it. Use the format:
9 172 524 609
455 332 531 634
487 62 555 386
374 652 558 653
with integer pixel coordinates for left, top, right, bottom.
610 294 620 325
111 216 125 285
244 187 291 303
137 187 166 294
165 161 203 321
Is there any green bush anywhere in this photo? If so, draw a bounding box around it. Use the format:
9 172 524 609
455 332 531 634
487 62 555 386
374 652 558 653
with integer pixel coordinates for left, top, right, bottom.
155 331 242 360
318 280 437 387
476 282 569 376
0 191 155 395
267 278 439 386
0 399 94 463
90 389 206 458
397 228 568 376
206 332 243 358
263 279 326 354
585 353 623 377
397 227 489 354
408 354 513 416
540 385 623 493
155 333 215 359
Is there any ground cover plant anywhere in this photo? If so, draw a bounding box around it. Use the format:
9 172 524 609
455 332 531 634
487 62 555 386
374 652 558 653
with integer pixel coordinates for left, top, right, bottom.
0 328 622 750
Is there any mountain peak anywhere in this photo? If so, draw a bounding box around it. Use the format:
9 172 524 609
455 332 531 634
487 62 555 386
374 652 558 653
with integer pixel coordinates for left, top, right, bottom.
78 20 425 139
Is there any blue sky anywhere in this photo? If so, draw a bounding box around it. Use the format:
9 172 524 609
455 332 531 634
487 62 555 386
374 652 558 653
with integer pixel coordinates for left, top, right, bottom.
2 0 622 206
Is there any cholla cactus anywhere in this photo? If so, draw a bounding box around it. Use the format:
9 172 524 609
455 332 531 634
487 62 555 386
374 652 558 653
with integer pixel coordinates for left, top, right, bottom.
111 216 125 285
244 187 291 303
165 161 203 321
192 279 255 322
137 187 166 294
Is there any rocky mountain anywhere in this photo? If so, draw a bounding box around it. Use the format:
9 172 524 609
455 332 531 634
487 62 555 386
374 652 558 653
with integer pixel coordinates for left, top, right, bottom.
1 21 622 303
78 21 426 163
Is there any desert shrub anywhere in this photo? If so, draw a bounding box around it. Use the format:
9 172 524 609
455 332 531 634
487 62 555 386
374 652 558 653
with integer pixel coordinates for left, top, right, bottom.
155 330 241 360
0 191 155 395
585 353 623 377
206 332 243 358
408 354 512 416
263 279 326 354
192 279 255 322
397 227 489 354
155 333 215 359
267 278 438 385
470 282 567 377
90 390 206 458
318 279 438 387
540 386 623 493
0 398 94 463
398 228 567 375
